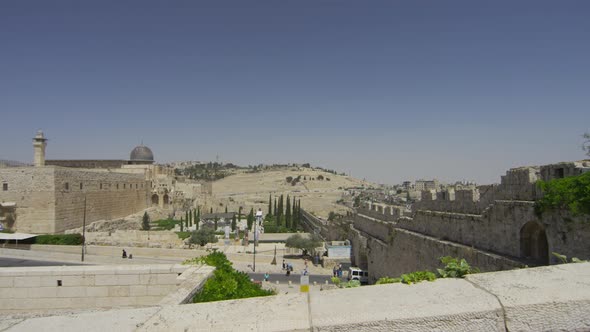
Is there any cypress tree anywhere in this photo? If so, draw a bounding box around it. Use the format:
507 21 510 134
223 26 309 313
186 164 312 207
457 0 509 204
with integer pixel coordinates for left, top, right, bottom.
225 206 228 214
185 211 189 228
188 209 192 227
210 207 213 214
285 195 291 229
214 217 218 231
180 217 184 232
268 194 272 216
193 209 197 228
196 207 200 230
247 208 254 230
274 199 277 218
231 214 237 231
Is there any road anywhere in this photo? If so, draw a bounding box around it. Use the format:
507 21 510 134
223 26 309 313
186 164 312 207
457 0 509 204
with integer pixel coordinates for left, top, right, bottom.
0 257 84 267
247 272 332 284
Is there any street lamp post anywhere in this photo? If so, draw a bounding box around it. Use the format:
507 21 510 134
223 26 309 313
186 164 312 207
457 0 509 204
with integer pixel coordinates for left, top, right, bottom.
81 195 87 262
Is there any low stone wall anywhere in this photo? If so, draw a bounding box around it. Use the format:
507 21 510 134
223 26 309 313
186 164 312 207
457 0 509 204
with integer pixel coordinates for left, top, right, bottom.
2 263 589 331
0 264 192 312
82 230 184 248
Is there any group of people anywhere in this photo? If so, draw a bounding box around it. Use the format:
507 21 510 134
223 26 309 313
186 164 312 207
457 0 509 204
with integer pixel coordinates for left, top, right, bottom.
333 264 343 277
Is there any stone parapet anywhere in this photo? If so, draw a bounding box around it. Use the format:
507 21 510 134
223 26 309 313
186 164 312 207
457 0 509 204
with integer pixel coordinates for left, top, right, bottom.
2 263 589 331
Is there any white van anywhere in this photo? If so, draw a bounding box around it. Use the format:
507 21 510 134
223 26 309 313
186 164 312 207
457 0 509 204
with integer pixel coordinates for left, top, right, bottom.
348 267 368 284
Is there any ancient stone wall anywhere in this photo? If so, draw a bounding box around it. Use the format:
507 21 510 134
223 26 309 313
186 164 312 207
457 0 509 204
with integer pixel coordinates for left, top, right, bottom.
53 168 149 233
0 167 56 233
350 214 523 282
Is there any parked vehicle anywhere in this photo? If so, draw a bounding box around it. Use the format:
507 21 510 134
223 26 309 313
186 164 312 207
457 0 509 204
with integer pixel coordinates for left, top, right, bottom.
348 267 369 284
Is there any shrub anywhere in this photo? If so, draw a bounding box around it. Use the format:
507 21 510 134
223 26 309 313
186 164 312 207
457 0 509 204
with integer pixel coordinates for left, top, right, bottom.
331 276 341 285
376 277 401 284
437 256 479 278
400 271 436 284
176 231 191 240
344 280 361 288
191 252 274 303
189 228 218 246
153 219 180 230
34 234 83 245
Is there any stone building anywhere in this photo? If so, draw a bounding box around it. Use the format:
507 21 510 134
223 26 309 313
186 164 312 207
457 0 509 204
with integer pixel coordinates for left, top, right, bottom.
0 131 208 234
0 131 151 234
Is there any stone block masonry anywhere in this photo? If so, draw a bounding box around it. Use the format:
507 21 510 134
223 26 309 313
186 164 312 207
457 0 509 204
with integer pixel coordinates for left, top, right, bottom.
2 263 589 331
0 166 149 233
0 264 202 313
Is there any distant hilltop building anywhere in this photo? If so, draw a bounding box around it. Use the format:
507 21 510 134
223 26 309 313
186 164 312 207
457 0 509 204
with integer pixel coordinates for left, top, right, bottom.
0 131 202 234
414 179 439 191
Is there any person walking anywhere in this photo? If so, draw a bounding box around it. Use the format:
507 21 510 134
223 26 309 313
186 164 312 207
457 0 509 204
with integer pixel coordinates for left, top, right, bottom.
264 272 270 282
122 249 127 259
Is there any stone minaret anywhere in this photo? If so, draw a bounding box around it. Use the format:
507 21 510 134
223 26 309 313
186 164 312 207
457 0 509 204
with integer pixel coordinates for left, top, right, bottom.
33 130 47 167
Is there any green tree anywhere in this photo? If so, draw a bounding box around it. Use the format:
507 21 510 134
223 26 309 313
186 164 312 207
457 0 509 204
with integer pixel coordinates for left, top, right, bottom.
189 229 218 247
188 209 193 227
196 208 200 230
231 214 237 231
535 171 590 216
214 217 219 231
285 195 291 229
247 208 254 230
273 198 277 218
285 233 322 256
268 194 272 216
180 217 184 232
210 207 213 214
141 212 151 231
193 209 198 228
225 206 228 214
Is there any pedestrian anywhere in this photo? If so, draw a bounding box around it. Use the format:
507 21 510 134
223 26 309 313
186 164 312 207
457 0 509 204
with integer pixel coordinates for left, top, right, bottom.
122 249 127 259
333 266 337 277
128 254 133 259
264 272 270 282
282 259 286 270
286 268 291 277
338 264 342 277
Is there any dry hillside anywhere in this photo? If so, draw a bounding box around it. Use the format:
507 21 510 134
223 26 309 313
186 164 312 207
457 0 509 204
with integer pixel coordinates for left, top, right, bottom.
209 168 371 218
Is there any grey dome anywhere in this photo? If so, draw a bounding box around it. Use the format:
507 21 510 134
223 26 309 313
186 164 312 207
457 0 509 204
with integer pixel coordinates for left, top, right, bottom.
130 145 154 162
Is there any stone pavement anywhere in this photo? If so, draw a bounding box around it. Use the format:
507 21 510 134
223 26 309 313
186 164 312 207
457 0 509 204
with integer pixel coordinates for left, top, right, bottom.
2 262 589 331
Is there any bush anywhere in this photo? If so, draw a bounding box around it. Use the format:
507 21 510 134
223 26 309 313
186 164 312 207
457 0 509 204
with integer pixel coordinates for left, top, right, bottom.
34 234 83 245
344 280 361 288
190 228 219 246
331 276 341 285
376 277 401 284
176 231 191 240
190 252 274 303
437 256 479 278
400 271 436 284
153 219 180 230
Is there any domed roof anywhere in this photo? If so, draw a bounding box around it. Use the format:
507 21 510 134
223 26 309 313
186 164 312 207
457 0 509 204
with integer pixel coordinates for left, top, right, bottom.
130 145 154 162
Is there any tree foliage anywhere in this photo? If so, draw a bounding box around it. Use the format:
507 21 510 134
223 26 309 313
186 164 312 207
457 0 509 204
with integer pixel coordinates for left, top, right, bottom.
189 228 218 246
285 233 322 255
535 172 590 216
141 212 151 231
436 256 479 278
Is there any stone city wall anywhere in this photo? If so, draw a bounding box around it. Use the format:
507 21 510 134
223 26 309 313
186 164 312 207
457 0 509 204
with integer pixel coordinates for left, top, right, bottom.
0 264 189 312
0 167 56 233
82 230 184 248
351 214 522 282
53 167 149 233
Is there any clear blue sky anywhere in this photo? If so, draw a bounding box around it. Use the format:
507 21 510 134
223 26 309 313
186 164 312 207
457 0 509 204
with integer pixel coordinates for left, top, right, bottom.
1 1 589 184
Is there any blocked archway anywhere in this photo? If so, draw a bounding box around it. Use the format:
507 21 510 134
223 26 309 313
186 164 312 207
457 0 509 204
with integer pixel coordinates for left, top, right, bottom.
151 194 159 206
163 194 170 207
520 221 549 265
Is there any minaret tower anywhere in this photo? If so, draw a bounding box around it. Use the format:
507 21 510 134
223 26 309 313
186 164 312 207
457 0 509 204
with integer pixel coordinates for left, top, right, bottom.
33 130 47 167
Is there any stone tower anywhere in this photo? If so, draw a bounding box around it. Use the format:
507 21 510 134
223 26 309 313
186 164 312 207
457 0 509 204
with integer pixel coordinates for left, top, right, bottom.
33 130 47 167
